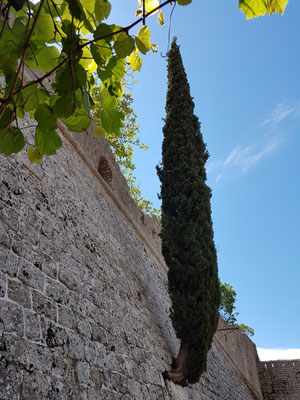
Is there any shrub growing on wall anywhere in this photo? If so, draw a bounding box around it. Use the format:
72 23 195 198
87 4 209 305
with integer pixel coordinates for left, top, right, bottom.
157 38 220 385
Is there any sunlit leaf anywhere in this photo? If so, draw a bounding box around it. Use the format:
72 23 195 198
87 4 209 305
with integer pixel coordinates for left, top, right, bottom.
25 46 60 74
113 33 135 58
100 88 124 133
93 23 116 41
127 51 143 71
81 0 94 14
61 108 91 132
138 0 159 12
95 0 111 22
32 9 55 42
90 41 112 66
94 125 106 137
80 47 97 72
28 147 43 164
151 43 158 53
136 26 151 55
239 0 288 19
158 10 164 25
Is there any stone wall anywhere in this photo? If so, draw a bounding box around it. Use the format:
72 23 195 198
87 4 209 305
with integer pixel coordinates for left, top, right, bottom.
0 116 263 399
258 360 300 400
215 317 262 396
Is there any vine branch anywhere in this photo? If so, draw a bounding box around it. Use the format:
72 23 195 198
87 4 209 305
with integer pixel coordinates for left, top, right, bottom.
11 0 174 95
0 0 46 119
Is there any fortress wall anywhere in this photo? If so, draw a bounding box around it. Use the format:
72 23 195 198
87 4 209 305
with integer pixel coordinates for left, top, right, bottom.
215 317 262 396
258 360 300 400
0 116 262 399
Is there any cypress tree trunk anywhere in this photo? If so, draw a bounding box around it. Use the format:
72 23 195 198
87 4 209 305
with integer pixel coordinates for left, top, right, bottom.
158 38 220 385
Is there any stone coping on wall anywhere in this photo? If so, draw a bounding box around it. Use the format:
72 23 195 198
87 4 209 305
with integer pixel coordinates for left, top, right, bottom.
57 121 166 274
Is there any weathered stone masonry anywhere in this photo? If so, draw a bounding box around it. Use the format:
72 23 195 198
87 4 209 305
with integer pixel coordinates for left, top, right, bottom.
258 360 300 400
0 116 265 399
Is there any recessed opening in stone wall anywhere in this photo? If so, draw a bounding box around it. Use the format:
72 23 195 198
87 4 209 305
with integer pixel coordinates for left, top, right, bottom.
98 156 112 184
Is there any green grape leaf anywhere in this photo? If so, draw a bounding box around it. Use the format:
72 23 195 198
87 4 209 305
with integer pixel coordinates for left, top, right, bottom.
66 0 85 21
176 0 192 5
22 84 49 112
28 147 43 165
113 33 135 58
0 126 25 156
138 0 159 12
61 108 91 132
239 0 288 19
94 125 106 137
150 43 158 53
127 51 143 71
158 10 164 25
35 127 62 156
35 104 57 131
97 57 126 83
53 63 87 99
136 26 151 55
81 0 94 14
53 96 74 118
101 108 123 134
95 0 111 22
267 0 288 14
32 9 55 42
100 88 124 134
0 108 13 130
90 41 112 66
26 46 60 74
93 23 116 41
80 47 97 72
0 18 26 74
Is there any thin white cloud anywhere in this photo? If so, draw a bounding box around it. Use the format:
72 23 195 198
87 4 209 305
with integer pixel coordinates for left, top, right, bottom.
211 135 280 182
259 102 296 126
257 348 300 361
227 137 279 173
208 101 300 182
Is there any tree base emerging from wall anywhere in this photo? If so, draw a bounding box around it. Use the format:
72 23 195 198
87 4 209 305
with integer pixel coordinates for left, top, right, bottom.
163 341 189 386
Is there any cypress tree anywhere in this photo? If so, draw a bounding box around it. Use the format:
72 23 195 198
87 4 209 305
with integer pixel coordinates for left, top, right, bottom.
157 38 220 385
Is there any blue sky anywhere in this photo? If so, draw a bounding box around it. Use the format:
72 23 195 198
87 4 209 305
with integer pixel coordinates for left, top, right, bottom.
110 1 300 360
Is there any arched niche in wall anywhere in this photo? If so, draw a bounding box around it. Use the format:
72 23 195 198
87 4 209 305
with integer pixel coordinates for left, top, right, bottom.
98 156 112 184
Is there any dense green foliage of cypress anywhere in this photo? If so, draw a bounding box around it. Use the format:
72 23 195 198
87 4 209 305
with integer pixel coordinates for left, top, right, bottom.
157 39 220 384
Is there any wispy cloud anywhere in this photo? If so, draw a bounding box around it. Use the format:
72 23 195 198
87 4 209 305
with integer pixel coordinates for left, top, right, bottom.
257 348 300 361
212 135 280 182
208 101 299 182
259 102 296 126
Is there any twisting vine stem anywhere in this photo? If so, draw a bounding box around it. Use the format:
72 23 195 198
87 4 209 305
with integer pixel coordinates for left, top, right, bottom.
69 0 76 109
142 0 146 25
7 0 174 102
0 0 46 119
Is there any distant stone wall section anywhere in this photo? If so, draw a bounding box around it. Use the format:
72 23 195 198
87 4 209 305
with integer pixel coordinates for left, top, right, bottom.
258 360 300 400
0 109 263 399
215 318 262 397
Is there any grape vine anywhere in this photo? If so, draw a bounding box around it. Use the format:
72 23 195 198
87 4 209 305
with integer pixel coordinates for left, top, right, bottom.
0 0 288 162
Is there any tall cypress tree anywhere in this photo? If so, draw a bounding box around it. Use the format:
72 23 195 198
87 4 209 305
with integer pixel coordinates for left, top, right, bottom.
158 38 220 385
